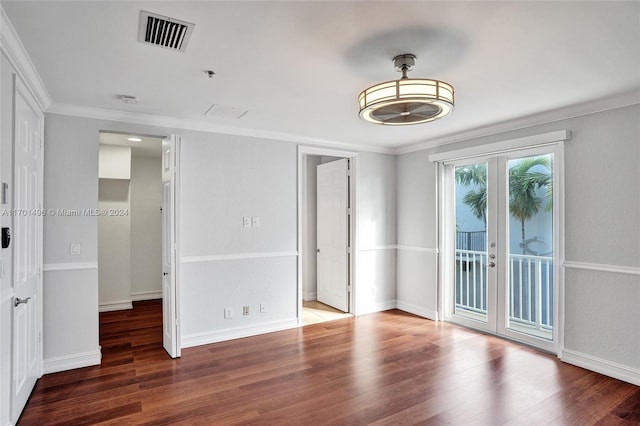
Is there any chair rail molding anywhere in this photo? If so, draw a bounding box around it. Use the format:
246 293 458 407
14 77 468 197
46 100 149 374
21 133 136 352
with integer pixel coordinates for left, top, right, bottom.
563 260 640 276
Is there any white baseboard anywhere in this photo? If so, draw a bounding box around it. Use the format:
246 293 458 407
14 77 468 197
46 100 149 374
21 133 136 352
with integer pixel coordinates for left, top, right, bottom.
356 300 397 316
43 349 102 374
131 291 162 301
181 318 299 348
303 292 317 301
561 348 640 386
99 300 133 312
395 301 438 321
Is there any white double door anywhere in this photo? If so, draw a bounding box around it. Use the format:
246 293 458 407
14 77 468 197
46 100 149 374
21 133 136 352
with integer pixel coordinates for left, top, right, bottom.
444 146 559 352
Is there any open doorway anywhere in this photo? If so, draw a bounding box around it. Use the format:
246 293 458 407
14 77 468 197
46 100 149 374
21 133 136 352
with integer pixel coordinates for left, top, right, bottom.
97 131 164 337
299 147 357 326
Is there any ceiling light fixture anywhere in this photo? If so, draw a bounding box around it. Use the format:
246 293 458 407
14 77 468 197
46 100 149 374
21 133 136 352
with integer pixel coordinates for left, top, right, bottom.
127 137 142 142
358 54 454 125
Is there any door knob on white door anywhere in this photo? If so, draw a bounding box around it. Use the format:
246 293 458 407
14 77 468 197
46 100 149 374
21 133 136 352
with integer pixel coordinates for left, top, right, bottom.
488 262 496 268
14 297 31 307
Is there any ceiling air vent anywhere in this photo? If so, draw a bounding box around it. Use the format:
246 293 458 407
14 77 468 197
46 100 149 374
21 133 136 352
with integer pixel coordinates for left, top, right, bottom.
138 11 195 53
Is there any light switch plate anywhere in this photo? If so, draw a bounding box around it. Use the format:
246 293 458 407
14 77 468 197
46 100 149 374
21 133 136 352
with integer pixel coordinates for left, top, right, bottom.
252 217 260 227
243 217 251 228
70 243 81 255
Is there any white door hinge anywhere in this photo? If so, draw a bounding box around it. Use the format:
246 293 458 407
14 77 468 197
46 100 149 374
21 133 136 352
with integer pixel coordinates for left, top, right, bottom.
347 247 351 254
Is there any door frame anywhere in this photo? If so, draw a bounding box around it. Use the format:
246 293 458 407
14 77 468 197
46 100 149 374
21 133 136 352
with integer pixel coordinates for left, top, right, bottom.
297 146 358 323
96 131 181 356
432 130 568 354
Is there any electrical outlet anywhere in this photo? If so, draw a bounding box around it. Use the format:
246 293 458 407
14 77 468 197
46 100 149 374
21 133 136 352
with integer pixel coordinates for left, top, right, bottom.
243 305 250 316
224 307 233 319
259 303 266 313
252 216 260 227
243 217 251 228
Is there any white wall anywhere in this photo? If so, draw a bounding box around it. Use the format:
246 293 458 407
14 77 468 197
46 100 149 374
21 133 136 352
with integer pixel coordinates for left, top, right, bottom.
178 131 299 345
42 114 101 372
99 145 131 179
356 152 397 314
130 155 162 299
397 104 640 383
396 150 439 319
98 178 131 310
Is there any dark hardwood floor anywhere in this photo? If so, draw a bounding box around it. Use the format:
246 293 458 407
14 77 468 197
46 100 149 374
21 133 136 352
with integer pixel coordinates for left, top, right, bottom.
19 300 640 425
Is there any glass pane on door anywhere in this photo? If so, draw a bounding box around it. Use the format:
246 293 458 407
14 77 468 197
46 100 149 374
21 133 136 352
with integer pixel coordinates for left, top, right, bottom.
454 163 488 322
506 154 553 339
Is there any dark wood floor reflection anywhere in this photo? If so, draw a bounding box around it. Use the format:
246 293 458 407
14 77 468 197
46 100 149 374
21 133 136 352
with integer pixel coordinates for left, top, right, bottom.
19 300 640 425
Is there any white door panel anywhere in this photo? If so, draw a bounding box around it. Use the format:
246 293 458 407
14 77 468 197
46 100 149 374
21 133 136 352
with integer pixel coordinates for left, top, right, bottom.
162 135 180 358
12 78 43 424
316 159 348 312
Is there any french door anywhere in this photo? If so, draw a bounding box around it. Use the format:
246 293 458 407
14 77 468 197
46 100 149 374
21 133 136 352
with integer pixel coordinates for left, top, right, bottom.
443 145 561 352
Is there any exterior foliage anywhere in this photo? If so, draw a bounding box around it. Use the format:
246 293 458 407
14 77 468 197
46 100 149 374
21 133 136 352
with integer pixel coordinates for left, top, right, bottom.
455 156 552 253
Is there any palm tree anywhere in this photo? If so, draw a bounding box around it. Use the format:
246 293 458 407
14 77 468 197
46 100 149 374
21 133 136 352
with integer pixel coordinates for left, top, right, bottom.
455 163 487 227
508 156 552 253
455 157 552 253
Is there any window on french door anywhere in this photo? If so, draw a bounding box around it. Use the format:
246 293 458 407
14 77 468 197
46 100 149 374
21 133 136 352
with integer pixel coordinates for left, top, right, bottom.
449 148 558 350
506 154 554 340
454 162 489 323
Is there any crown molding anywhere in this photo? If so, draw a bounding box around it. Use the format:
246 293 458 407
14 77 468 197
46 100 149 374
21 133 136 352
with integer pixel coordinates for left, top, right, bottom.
0 6 52 111
395 90 640 155
46 102 396 155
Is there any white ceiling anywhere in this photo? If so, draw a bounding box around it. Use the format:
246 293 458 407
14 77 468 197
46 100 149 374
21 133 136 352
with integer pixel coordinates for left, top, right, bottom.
99 132 163 158
3 1 639 152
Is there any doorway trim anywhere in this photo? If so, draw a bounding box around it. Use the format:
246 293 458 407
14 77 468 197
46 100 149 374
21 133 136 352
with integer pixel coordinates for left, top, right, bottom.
96 130 181 357
297 146 358 324
431 130 569 354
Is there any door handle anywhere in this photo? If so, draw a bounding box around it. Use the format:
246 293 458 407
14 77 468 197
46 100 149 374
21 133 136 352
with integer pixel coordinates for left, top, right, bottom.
163 272 169 276
488 262 496 268
317 249 320 253
14 297 31 307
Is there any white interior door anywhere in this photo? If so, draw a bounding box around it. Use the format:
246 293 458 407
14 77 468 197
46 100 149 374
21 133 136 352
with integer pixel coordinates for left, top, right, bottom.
161 135 180 358
12 78 43 423
316 159 349 312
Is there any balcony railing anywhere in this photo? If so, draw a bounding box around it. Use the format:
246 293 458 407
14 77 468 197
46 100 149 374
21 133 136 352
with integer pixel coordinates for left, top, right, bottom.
456 231 486 252
455 250 553 339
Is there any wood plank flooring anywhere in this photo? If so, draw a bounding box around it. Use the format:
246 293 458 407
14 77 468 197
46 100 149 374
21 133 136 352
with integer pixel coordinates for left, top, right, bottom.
19 300 640 425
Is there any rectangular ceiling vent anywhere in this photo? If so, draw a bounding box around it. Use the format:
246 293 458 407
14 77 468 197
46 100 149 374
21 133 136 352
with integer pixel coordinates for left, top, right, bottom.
138 10 195 53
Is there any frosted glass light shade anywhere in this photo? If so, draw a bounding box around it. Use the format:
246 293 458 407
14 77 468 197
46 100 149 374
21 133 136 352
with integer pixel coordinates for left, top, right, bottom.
358 78 454 125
